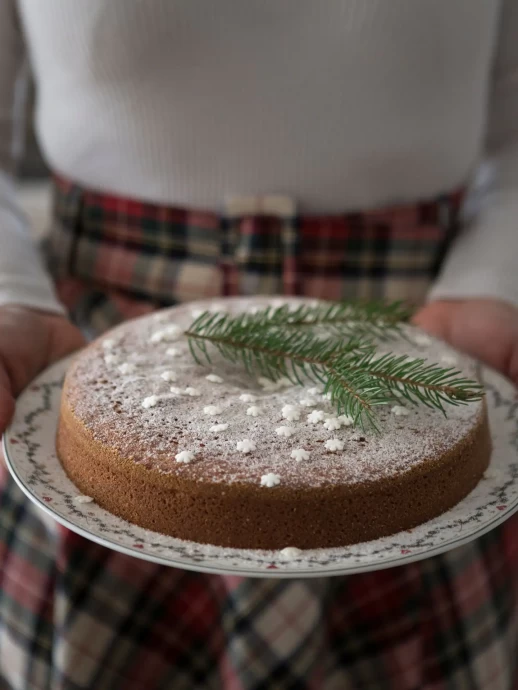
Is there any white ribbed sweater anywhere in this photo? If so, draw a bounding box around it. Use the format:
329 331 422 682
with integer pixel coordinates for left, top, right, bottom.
1 0 518 313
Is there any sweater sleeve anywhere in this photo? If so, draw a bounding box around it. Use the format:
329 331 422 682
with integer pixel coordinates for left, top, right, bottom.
429 0 518 307
0 1 64 314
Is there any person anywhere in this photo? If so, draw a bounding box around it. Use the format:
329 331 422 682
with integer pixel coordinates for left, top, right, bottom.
1 2 518 688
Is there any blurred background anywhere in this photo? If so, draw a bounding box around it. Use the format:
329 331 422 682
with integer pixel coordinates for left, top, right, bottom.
12 69 51 241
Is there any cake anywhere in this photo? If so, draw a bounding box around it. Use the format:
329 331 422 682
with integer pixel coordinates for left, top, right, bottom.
56 297 491 550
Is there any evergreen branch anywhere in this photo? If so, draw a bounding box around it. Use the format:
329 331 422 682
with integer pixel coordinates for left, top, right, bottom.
184 309 484 430
349 351 482 405
237 300 413 341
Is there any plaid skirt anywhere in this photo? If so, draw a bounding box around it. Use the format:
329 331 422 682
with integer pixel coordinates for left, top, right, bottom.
1 178 518 690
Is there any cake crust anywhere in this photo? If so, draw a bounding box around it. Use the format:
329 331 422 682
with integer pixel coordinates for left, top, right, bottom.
56 298 491 550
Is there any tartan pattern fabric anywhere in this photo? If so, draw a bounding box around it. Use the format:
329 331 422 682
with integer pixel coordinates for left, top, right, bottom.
1 179 518 689
47 176 463 313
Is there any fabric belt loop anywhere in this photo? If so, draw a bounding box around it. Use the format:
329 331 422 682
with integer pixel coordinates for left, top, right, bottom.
219 214 240 297
223 194 299 296
280 209 301 297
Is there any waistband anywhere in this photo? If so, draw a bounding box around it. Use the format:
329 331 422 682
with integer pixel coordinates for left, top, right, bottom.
47 175 464 307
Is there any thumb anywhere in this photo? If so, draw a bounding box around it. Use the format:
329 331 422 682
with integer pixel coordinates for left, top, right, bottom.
0 365 15 433
47 318 86 364
413 299 518 385
412 301 455 342
0 312 85 434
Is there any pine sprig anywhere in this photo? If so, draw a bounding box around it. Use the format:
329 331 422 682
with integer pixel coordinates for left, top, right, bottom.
188 299 412 345
238 300 413 341
184 308 484 430
336 350 483 412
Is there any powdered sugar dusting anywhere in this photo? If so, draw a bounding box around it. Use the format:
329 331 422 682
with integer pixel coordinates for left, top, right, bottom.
210 424 229 432
66 297 484 489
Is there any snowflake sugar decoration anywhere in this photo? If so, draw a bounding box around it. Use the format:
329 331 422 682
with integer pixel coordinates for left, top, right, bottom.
260 473 281 488
246 406 263 417
307 387 321 396
282 405 301 422
149 331 165 344
141 395 159 409
239 393 258 403
307 410 325 424
104 353 120 365
208 303 227 314
166 347 181 357
236 439 256 454
291 448 310 462
276 426 295 438
337 414 354 427
161 370 177 382
165 324 182 339
279 547 303 560
74 495 94 504
484 467 503 482
258 376 292 392
325 438 344 452
204 405 223 416
118 362 136 375
149 325 182 344
413 332 432 347
210 423 229 432
321 392 333 401
276 376 292 388
184 387 201 397
324 416 342 431
441 354 458 367
392 405 410 417
300 398 317 407
258 376 278 392
175 450 196 464
206 374 224 384
169 386 182 395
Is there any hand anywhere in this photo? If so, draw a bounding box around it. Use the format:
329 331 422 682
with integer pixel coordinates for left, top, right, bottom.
0 306 85 432
413 298 518 386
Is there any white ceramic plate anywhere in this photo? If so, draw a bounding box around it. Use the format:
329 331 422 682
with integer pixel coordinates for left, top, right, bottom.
3 356 518 578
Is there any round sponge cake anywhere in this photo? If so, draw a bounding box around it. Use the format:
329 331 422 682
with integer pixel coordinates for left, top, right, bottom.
57 297 491 550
